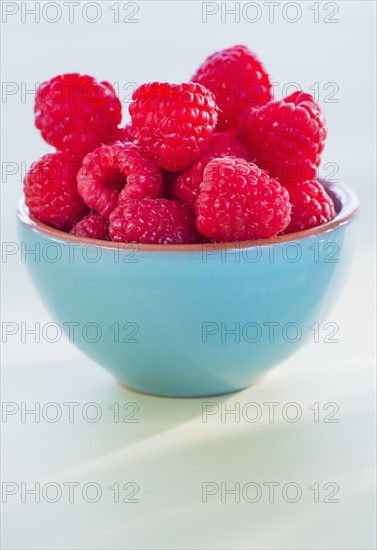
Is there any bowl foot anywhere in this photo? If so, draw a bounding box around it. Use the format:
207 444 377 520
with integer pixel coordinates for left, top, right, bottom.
116 381 248 399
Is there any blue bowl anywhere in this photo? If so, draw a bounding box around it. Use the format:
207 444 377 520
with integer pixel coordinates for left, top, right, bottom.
17 181 358 397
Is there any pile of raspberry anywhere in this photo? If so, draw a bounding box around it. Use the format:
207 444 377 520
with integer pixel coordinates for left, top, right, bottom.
24 46 335 244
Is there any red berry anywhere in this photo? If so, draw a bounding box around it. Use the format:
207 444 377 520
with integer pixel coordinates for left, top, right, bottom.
115 122 137 143
129 82 219 171
35 74 122 154
283 180 335 233
196 157 291 241
109 198 199 244
70 212 108 239
192 45 272 130
77 141 163 218
24 152 89 231
239 92 326 184
173 132 250 210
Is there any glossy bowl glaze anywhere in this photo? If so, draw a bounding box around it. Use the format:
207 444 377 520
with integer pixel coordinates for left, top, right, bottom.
17 181 359 397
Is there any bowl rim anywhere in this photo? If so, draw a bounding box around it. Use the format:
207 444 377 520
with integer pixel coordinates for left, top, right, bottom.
17 180 359 253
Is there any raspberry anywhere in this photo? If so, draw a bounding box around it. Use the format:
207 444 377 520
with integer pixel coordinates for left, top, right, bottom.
239 92 326 184
109 199 199 244
77 141 163 218
115 122 137 143
283 180 335 233
196 157 291 241
24 152 89 231
70 212 108 239
129 82 219 171
35 74 122 154
173 132 250 210
192 45 272 130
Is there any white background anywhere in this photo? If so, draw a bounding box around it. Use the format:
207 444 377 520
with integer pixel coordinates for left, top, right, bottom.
1 1 376 549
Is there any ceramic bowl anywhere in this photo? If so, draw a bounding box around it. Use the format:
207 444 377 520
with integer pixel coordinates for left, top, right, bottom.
17 181 359 397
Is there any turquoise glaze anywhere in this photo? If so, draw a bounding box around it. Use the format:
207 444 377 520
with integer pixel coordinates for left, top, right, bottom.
17 182 358 397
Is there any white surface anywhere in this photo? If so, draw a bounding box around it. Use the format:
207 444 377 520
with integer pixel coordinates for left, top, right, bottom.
1 1 376 549
1 356 376 549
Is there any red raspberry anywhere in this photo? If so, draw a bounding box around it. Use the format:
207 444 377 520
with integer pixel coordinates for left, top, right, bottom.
70 212 108 240
129 82 219 171
239 92 326 184
192 45 272 130
24 152 88 231
173 132 250 210
77 141 163 218
115 122 137 143
35 74 122 154
283 180 335 233
109 199 198 244
196 157 291 241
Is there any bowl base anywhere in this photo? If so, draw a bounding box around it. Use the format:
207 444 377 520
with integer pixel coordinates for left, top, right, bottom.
116 381 248 399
